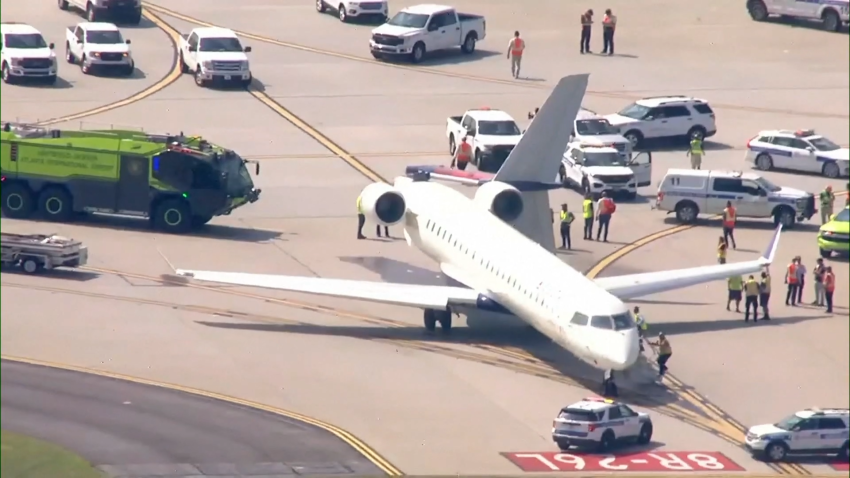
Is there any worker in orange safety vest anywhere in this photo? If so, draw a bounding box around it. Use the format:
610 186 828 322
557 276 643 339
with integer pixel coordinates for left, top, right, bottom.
451 135 472 171
823 266 836 313
507 31 525 79
601 9 617 55
722 201 737 249
784 257 800 306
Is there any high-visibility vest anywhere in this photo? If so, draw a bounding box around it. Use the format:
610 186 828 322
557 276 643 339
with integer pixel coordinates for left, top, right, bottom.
787 263 798 284
761 275 771 294
728 275 743 291
603 14 616 28
634 313 647 330
723 206 736 227
600 197 615 214
717 243 727 260
820 190 835 207
582 199 593 218
744 279 760 296
510 37 525 57
457 142 472 161
689 138 703 155
356 195 363 214
560 210 575 224
824 272 836 292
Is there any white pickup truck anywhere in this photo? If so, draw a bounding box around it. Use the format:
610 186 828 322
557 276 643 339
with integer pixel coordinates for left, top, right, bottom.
58 0 143 25
370 4 486 63
65 22 133 76
747 0 848 32
446 108 522 173
1 23 58 84
178 27 252 88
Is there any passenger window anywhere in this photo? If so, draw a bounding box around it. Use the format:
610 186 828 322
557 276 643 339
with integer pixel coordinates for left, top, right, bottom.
712 178 743 193
608 407 623 420
590 315 614 330
817 418 847 430
569 313 589 326
693 104 713 115
191 161 221 190
618 405 637 417
741 181 763 196
660 105 691 118
789 138 810 150
645 107 664 120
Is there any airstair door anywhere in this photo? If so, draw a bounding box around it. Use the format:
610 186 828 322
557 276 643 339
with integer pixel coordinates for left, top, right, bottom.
116 155 151 214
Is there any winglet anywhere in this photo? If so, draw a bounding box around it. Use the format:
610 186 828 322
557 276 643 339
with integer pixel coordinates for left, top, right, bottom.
758 225 782 265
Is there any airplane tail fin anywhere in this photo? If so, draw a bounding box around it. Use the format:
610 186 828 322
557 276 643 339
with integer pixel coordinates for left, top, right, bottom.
493 74 589 252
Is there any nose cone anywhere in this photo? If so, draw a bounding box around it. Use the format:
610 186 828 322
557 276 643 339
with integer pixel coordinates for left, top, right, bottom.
609 329 641 370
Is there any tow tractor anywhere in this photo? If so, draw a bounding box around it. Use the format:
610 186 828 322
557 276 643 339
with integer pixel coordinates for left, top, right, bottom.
1 232 88 274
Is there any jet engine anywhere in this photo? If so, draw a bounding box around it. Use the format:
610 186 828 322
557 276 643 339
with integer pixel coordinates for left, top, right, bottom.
473 181 524 222
359 182 407 226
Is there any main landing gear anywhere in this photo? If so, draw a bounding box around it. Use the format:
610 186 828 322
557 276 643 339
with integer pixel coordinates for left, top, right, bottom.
423 309 452 333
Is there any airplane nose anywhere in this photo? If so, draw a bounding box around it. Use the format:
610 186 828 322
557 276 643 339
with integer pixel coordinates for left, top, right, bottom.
609 331 640 370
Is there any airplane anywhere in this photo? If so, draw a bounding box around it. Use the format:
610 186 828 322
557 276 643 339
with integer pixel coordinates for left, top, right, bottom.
173 75 782 389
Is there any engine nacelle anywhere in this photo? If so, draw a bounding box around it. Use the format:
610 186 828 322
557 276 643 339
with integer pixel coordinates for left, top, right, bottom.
360 182 407 226
473 181 524 222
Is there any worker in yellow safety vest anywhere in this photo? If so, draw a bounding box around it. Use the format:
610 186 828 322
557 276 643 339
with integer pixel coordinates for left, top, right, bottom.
558 203 575 249
744 275 760 322
717 236 728 264
582 194 594 240
506 31 525 79
727 275 743 312
820 186 835 224
633 306 648 352
759 271 772 320
686 137 704 170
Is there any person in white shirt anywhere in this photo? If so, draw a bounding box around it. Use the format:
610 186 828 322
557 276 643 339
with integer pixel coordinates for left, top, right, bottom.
794 256 807 304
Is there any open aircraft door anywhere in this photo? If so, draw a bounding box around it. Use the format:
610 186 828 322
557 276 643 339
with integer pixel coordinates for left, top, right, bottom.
629 152 652 188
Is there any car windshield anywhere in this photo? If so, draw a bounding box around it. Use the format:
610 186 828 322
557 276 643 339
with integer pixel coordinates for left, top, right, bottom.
220 153 254 196
478 120 521 136
576 119 620 135
835 208 850 222
199 37 243 52
808 136 841 152
775 414 805 431
611 312 635 331
754 176 781 192
4 33 48 49
86 30 123 44
583 151 627 167
618 103 651 120
387 12 429 28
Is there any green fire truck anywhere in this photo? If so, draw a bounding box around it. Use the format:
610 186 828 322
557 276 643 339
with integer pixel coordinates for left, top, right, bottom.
0 122 261 233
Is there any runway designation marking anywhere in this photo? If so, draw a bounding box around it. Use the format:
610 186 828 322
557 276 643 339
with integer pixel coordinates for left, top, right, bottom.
831 462 849 471
501 451 745 472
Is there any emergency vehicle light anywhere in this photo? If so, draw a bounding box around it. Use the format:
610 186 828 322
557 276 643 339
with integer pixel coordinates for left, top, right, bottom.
795 129 815 137
153 156 160 171
584 396 613 403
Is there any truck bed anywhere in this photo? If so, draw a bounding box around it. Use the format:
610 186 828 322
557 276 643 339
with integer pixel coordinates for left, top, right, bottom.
448 115 463 125
457 13 483 21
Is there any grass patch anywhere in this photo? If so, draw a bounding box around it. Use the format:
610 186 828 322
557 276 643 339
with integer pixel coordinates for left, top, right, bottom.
1 430 102 478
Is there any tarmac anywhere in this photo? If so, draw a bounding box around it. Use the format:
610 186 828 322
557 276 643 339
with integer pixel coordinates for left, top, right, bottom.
1 0 848 475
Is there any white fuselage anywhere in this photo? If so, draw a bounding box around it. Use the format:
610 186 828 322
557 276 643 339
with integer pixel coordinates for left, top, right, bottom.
393 178 641 371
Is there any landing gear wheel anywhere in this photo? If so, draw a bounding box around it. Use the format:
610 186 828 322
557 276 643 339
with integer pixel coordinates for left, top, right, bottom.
436 310 452 333
153 198 191 233
1 183 35 219
38 187 73 221
22 258 42 274
423 309 437 332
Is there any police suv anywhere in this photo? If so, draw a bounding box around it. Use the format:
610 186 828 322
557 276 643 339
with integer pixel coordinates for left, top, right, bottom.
603 96 717 149
559 141 652 199
745 408 850 462
745 129 849 179
552 397 654 452
573 109 632 157
747 0 849 32
655 169 816 228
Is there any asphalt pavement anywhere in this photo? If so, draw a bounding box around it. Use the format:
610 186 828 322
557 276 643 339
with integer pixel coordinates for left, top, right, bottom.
0 360 384 477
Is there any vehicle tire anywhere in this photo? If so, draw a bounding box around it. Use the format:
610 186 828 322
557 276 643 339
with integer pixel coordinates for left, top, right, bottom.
555 440 570 451
58 0 69 10
38 187 74 221
823 9 841 32
839 440 849 462
80 55 91 75
179 52 189 73
316 0 326 12
65 43 76 64
763 441 788 462
637 423 653 445
191 215 213 229
449 134 456 155
820 248 832 259
21 258 42 275
461 33 477 54
675 201 699 224
126 63 136 76
423 309 437 332
338 4 348 22
153 198 192 233
598 431 615 453
473 149 482 167
2 62 13 84
687 126 706 141
1 183 35 219
623 130 643 149
748 0 769 21
86 3 99 22
625 191 638 201
125 9 143 25
194 67 206 87
774 206 796 228
822 161 841 179
755 153 773 171
411 42 426 64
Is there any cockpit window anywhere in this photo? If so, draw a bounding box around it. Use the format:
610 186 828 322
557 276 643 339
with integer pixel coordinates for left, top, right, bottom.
611 312 635 331
570 312 589 326
590 315 614 330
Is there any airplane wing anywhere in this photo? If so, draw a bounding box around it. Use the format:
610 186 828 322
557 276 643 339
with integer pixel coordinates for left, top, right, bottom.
595 225 782 300
170 270 481 309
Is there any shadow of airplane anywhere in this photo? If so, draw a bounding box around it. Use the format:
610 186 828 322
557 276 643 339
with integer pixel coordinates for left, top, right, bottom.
629 299 713 306
654 314 831 336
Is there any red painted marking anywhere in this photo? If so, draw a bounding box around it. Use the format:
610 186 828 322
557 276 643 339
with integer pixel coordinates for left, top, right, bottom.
432 166 494 181
830 462 849 471
501 451 745 472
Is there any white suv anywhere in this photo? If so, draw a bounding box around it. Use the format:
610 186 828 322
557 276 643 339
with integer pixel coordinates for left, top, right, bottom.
745 129 849 179
747 0 848 32
552 396 653 452
745 408 849 462
604 96 717 149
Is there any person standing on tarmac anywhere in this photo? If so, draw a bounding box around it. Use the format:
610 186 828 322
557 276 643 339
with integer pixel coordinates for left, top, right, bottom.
601 9 616 55
686 136 704 170
579 9 593 54
717 236 728 264
794 256 807 304
506 31 525 79
744 275 760 322
633 306 648 352
648 333 672 379
820 185 835 224
759 270 772 320
727 275 743 312
812 257 826 307
595 192 615 242
356 194 367 240
582 193 594 240
824 266 836 313
451 135 472 171
559 203 576 250
722 201 737 249
785 257 800 306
